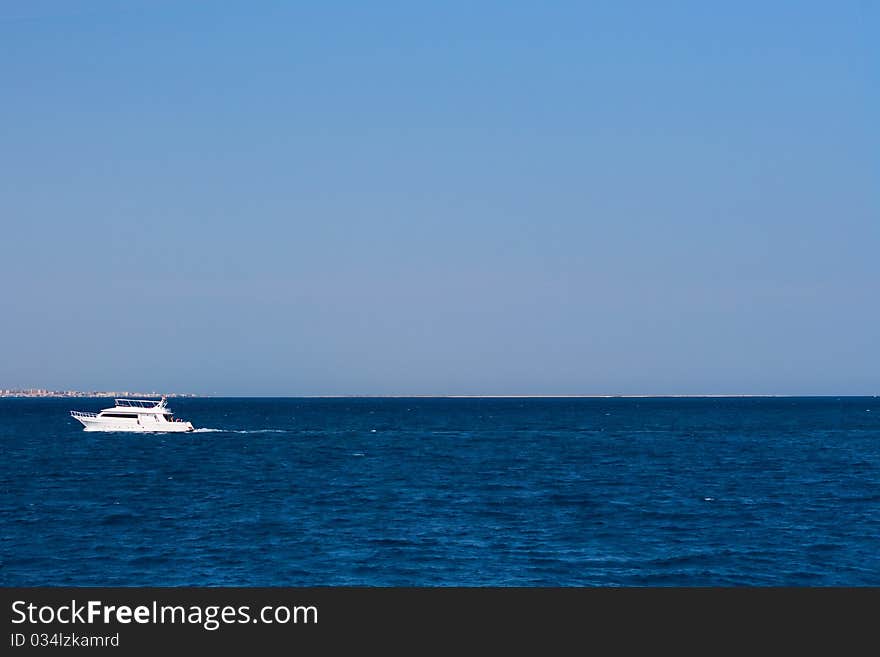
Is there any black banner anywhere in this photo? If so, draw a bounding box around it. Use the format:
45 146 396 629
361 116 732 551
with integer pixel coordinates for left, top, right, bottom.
2 587 877 653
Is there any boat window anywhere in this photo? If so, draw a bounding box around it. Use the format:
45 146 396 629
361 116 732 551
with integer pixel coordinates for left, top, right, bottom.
101 413 139 419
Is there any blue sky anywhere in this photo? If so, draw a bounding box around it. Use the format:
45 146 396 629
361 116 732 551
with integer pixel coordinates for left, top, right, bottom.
2 1 877 395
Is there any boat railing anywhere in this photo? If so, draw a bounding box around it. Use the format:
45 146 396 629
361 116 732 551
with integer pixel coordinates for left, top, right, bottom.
115 399 164 408
70 410 99 418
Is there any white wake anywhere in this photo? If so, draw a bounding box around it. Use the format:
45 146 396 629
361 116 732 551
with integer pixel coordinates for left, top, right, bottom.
192 428 291 434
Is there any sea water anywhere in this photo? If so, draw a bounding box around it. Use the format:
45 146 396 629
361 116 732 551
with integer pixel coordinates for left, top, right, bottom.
1 397 878 585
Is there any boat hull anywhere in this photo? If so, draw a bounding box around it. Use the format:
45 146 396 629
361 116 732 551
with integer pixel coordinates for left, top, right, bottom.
71 414 194 433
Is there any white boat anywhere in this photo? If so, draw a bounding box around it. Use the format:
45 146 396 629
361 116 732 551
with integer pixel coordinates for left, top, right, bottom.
70 397 195 432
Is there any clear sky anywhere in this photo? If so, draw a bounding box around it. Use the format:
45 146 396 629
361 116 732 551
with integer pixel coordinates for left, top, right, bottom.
2 1 877 396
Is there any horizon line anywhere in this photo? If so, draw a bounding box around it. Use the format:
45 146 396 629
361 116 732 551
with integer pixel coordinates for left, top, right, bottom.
204 393 877 398
3 392 877 399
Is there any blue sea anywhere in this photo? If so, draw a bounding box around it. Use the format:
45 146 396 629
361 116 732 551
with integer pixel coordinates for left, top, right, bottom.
1 397 878 586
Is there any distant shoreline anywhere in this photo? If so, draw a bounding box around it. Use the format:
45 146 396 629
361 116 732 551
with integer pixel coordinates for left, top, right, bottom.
0 390 198 399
